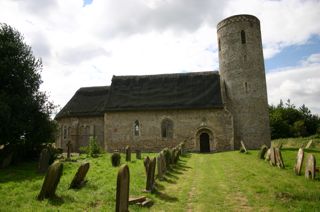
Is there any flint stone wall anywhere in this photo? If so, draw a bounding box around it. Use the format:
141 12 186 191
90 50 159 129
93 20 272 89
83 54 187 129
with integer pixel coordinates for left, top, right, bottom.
104 108 234 152
55 116 104 152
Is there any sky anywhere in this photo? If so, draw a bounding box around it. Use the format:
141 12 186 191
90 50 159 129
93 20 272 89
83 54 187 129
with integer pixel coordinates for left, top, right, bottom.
0 0 320 115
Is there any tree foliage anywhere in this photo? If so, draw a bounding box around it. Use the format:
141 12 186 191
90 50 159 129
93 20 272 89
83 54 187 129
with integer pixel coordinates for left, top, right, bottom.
269 99 320 139
0 23 56 160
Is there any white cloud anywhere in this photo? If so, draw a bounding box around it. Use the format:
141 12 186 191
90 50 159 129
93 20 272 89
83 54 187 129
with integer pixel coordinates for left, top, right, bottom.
267 54 320 115
0 0 319 116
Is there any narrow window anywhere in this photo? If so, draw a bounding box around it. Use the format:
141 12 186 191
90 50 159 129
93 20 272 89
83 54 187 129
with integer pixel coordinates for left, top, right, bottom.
63 126 67 139
161 119 173 139
218 38 221 51
244 82 248 93
241 30 246 44
134 120 140 136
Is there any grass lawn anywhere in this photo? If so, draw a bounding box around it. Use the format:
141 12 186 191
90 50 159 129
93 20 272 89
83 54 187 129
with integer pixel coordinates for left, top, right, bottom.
1 147 320 211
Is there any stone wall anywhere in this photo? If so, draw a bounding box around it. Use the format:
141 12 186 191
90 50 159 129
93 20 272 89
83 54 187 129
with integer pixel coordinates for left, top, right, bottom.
55 116 104 152
104 108 234 152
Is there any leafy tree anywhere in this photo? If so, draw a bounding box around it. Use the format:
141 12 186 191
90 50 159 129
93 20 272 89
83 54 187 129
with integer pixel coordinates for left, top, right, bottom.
0 23 56 160
269 99 320 139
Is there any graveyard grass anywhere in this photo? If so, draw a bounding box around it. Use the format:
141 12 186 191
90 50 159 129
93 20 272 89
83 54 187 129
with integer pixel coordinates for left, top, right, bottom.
1 139 320 211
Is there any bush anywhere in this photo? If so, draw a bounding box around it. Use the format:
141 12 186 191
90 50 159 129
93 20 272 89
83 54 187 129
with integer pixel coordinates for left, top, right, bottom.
111 152 121 167
80 137 103 157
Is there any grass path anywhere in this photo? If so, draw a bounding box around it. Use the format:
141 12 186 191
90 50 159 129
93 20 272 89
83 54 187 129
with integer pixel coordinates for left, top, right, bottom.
152 150 320 211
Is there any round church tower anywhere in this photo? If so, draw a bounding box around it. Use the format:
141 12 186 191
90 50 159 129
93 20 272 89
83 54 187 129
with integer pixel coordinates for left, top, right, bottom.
217 14 271 149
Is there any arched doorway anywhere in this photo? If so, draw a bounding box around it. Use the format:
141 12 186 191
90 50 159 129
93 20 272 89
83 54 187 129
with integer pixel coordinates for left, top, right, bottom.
200 133 210 153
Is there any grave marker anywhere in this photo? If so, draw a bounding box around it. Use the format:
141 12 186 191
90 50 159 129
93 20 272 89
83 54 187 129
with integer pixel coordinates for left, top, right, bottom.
145 157 156 192
136 150 141 160
305 154 316 180
305 140 313 149
258 145 268 159
275 148 285 169
38 148 51 173
116 164 130 212
69 162 90 189
294 148 304 175
269 147 276 166
125 146 131 162
240 140 248 153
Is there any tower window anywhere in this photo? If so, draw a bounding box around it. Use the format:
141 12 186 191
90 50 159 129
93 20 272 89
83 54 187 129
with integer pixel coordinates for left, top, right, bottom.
241 30 246 44
161 118 173 139
218 38 221 51
134 120 140 136
244 82 248 93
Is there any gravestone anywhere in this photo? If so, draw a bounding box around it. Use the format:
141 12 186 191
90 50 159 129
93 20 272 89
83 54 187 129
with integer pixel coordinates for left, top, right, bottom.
38 148 51 173
145 157 156 192
265 148 271 161
116 164 130 212
275 148 285 169
305 140 313 149
161 152 166 174
294 148 304 175
143 156 150 174
157 154 163 180
69 162 90 189
258 145 268 159
136 150 141 160
240 140 248 153
269 147 276 166
125 146 131 162
66 140 72 160
37 161 63 200
1 152 13 169
305 154 316 180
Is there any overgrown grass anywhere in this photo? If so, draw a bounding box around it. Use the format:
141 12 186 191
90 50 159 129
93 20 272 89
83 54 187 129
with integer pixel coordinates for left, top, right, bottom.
272 134 320 149
1 142 320 211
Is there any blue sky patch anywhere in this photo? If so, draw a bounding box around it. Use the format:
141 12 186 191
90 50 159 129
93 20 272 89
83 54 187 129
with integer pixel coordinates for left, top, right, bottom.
83 0 93 7
265 35 320 72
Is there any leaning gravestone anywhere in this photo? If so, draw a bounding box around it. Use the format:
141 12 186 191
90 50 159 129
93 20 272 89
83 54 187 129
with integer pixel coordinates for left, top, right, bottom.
294 148 304 175
136 150 141 160
38 148 51 173
145 157 156 192
275 148 285 169
265 148 271 161
143 156 150 174
37 161 63 200
69 162 90 189
305 154 316 180
116 164 130 212
125 146 131 162
269 147 276 166
240 140 248 153
161 152 167 174
258 145 268 159
305 140 313 149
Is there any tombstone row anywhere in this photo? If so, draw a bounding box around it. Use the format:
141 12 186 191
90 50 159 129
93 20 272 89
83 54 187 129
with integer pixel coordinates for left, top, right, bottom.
259 145 318 180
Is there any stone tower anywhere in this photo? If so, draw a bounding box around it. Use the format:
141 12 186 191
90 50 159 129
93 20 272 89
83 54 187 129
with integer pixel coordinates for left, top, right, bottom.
217 14 271 149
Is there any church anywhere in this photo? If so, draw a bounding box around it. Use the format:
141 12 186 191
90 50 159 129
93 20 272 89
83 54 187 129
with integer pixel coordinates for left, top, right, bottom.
55 14 271 153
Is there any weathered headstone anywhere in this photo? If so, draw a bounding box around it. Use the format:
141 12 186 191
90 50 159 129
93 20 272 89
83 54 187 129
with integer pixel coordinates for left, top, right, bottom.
157 154 163 180
305 154 316 180
69 162 90 189
143 156 150 174
240 140 248 153
275 148 285 169
1 152 13 169
125 146 131 162
37 161 63 200
111 152 121 167
269 147 276 166
38 148 51 173
258 145 268 159
66 140 72 160
136 150 141 160
265 148 271 161
294 148 304 175
116 164 130 212
161 152 167 174
305 140 313 149
145 157 156 192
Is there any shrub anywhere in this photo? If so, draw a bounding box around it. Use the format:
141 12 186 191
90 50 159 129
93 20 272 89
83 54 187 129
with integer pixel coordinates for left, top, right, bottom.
80 137 103 157
111 152 121 167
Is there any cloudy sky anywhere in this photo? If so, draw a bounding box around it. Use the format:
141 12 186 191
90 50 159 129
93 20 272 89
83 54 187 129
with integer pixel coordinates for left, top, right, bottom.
0 0 320 115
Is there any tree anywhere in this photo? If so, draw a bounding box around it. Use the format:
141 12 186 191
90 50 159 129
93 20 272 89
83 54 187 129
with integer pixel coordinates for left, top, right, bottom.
0 23 56 160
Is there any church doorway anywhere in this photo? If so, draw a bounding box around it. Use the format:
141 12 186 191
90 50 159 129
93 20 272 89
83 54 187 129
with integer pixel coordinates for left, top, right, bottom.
200 133 210 153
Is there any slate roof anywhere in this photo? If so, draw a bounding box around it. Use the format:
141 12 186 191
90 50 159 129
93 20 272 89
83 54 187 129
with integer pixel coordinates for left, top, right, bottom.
55 86 110 119
55 71 223 119
104 71 223 111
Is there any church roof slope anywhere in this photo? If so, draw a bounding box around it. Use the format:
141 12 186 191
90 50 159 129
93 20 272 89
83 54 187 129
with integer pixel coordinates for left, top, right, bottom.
55 86 109 119
105 71 223 111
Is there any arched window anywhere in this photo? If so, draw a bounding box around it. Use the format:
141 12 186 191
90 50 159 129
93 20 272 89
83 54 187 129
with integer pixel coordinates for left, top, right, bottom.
134 120 140 136
218 38 221 51
241 30 246 44
161 119 173 139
